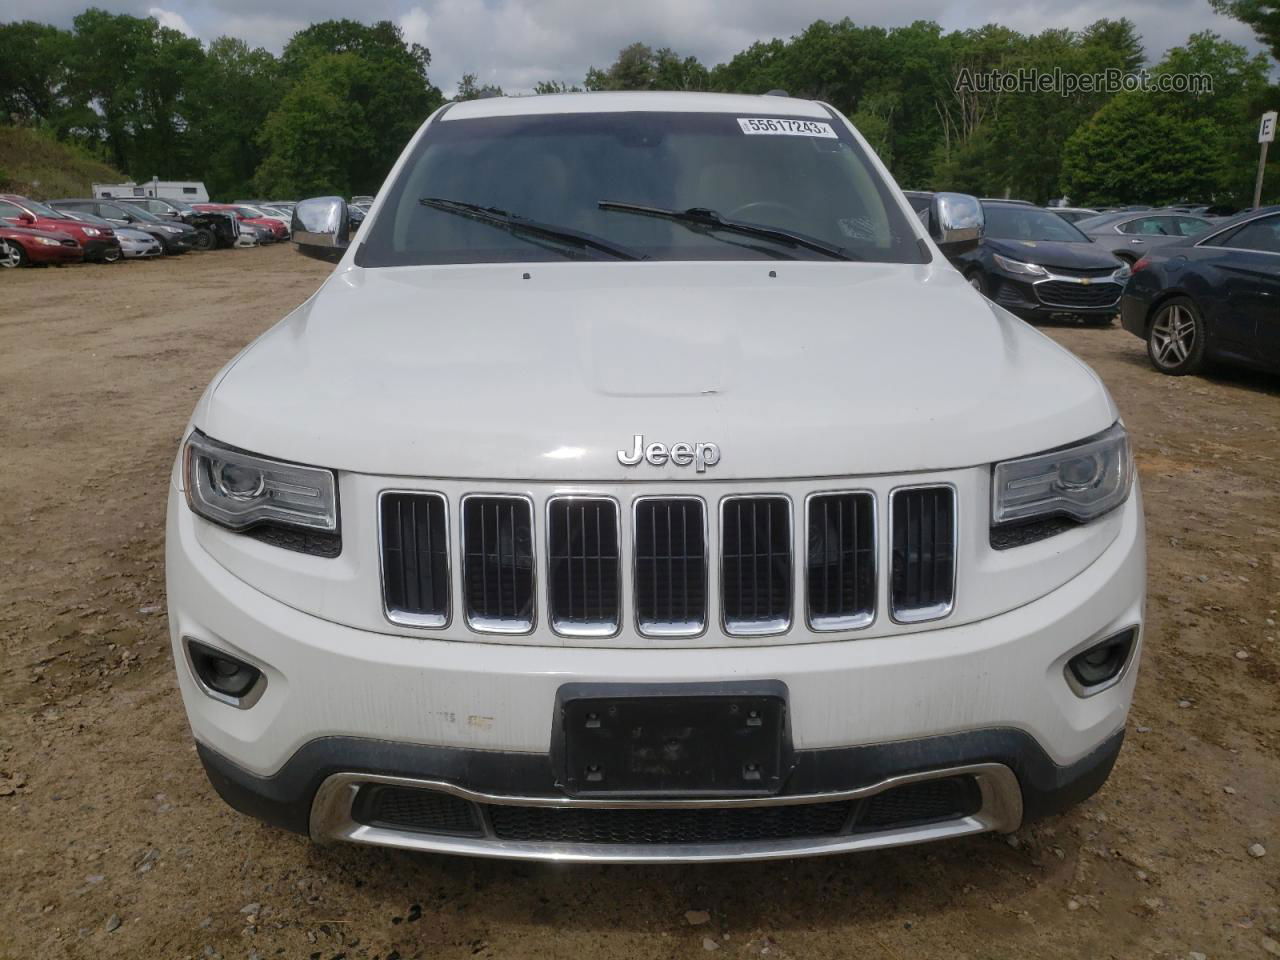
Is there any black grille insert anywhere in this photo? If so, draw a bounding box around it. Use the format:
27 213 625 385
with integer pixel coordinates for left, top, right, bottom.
634 498 707 636
380 492 449 625
1035 279 1122 309
806 492 875 629
547 497 620 636
855 776 982 831
350 775 983 846
890 486 956 621
353 785 482 837
489 802 852 844
462 496 536 632
721 497 792 635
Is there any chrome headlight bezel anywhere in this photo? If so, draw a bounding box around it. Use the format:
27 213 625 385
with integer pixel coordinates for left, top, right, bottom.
992 422 1133 527
992 253 1048 277
182 430 338 534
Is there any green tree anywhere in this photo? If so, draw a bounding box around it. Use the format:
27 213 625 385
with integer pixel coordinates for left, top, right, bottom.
189 38 282 198
586 43 707 91
1061 93 1227 204
1210 0 1280 61
0 22 76 125
455 73 504 100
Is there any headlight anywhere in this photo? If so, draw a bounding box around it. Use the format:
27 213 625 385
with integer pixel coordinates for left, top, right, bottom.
183 431 338 533
81 227 101 236
992 422 1133 526
35 237 60 246
164 225 182 234
1112 263 1132 282
992 253 1047 277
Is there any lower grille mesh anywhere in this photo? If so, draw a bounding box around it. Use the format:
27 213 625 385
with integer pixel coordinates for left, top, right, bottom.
350 775 982 846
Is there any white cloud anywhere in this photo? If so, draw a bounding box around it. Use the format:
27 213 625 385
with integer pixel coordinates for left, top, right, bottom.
148 5 198 38
398 4 430 50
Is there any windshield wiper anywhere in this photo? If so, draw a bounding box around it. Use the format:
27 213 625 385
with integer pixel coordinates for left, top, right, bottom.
597 201 856 261
418 197 643 261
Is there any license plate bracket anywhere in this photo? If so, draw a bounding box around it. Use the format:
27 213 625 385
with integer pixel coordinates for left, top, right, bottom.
553 681 792 798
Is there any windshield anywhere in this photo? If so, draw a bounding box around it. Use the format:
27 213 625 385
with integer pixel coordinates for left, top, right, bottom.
360 110 926 266
112 202 161 223
25 199 69 219
983 204 1088 243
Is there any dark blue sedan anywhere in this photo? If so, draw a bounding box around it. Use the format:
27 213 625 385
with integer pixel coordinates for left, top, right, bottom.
1120 206 1280 375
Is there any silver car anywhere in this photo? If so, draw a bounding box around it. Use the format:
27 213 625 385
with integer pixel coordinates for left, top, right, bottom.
1073 210 1212 266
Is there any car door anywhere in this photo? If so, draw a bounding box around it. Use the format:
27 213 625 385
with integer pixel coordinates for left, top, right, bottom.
1194 214 1280 359
1117 216 1178 258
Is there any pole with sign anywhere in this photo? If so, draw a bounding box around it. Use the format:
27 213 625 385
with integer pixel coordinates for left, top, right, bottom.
1256 110 1276 209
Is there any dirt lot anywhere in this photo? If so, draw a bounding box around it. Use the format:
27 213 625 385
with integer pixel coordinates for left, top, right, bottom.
1 243 1277 960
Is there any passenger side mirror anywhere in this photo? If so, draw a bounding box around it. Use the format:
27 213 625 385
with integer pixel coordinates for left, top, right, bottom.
18 212 35 224
930 192 984 254
291 196 350 263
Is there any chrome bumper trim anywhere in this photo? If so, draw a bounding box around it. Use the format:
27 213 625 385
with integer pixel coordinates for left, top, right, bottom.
309 762 1023 863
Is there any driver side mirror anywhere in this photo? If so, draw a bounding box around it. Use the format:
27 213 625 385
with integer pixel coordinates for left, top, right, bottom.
291 196 350 263
930 192 984 254
17 212 35 224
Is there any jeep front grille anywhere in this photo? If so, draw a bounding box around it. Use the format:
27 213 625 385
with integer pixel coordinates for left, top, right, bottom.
806 492 875 630
546 497 620 637
720 496 792 636
890 486 956 622
379 485 960 639
633 497 707 637
380 492 449 627
461 495 536 633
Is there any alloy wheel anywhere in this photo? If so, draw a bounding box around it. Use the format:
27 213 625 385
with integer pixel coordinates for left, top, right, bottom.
1150 304 1196 368
0 241 22 268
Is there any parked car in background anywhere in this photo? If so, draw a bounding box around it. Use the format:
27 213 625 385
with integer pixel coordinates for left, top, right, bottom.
113 196 238 250
195 203 288 241
1048 207 1099 224
233 204 291 237
1073 211 1211 266
948 201 1128 324
51 209 162 260
0 223 83 267
0 194 120 262
51 198 196 255
1120 206 1280 375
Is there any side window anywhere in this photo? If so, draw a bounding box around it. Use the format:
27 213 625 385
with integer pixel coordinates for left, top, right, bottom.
183 186 198 195
1175 217 1210 237
1117 219 1140 234
0 200 26 219
1222 215 1280 255
1130 217 1170 236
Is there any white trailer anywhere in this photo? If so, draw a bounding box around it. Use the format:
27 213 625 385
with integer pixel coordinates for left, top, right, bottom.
93 177 209 204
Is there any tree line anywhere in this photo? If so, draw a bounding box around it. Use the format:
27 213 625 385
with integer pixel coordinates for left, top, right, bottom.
0 6 1276 205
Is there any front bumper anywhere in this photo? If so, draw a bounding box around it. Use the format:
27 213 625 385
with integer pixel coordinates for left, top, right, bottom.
82 237 120 262
25 242 83 265
167 487 1144 861
989 271 1124 318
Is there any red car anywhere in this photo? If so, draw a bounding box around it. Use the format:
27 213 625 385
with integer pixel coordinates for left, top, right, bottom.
0 223 84 267
195 203 288 241
0 194 121 262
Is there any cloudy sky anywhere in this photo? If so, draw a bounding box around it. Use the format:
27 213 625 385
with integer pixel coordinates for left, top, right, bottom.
3 0 1269 95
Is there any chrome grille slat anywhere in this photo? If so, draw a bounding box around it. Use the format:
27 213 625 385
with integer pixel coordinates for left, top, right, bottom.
462 495 535 633
634 497 707 637
889 485 956 623
720 496 792 636
547 496 620 637
806 492 875 630
379 492 449 628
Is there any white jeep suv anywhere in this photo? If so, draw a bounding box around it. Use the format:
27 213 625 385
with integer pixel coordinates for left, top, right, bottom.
166 92 1144 863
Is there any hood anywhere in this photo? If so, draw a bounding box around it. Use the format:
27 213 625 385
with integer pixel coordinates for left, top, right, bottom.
986 237 1121 272
1 225 75 242
201 260 1117 480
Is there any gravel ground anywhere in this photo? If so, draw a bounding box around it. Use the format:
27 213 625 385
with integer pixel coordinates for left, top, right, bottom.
1 244 1277 960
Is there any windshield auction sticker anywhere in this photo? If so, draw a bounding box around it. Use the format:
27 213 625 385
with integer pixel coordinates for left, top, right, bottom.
737 118 837 138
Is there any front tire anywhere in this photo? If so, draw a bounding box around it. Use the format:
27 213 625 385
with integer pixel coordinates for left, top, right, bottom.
192 228 216 251
1147 297 1206 375
966 270 987 297
0 240 27 268
101 246 122 264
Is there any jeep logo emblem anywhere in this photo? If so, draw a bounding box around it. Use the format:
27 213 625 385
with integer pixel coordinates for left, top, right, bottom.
617 435 721 472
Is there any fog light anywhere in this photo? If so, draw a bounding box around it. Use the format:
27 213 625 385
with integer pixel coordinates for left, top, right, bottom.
184 637 265 707
1066 627 1137 695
